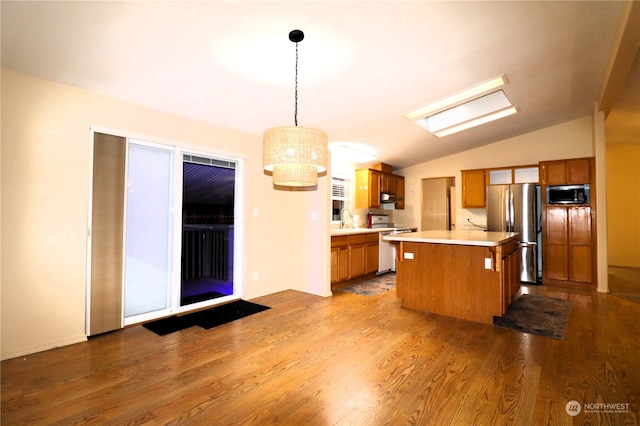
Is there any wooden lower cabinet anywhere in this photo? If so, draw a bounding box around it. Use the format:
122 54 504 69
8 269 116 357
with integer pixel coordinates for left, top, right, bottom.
500 239 521 313
331 233 379 287
365 239 379 274
349 242 366 279
543 206 593 285
568 207 593 283
331 236 349 284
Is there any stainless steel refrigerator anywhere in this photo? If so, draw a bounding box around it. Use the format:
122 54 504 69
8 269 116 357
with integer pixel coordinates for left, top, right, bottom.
486 183 540 283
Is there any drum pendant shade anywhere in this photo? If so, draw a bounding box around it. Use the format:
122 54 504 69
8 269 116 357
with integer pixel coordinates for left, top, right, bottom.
262 30 328 189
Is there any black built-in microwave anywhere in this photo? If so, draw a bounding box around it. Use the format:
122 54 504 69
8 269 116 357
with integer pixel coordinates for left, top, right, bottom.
546 184 590 205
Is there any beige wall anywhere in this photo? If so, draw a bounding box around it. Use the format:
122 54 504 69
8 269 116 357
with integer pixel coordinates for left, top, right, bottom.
394 116 595 232
606 143 640 267
1 70 331 360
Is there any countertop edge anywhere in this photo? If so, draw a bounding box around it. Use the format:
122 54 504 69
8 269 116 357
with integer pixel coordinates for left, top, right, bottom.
382 231 519 247
330 228 395 236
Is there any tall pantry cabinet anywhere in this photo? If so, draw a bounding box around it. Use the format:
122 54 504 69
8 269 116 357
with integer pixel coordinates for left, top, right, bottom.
540 157 596 287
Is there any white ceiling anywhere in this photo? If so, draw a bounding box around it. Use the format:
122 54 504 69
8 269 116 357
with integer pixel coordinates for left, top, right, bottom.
2 1 637 169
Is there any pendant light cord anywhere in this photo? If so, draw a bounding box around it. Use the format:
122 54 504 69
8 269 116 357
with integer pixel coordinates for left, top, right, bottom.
294 41 299 127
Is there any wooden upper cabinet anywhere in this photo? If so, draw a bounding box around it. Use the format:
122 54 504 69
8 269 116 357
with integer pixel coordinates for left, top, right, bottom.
541 157 592 185
356 168 405 209
542 161 567 185
381 173 395 194
356 169 381 209
567 158 592 184
461 169 487 208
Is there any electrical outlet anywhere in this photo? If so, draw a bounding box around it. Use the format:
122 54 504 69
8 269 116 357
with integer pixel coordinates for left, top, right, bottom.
484 258 492 269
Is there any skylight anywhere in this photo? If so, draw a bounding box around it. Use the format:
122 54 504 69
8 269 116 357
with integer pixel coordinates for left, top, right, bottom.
404 75 518 137
416 90 517 137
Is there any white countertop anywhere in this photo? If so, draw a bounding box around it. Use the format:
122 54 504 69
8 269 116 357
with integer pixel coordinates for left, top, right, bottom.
331 227 395 236
382 230 519 247
331 226 418 236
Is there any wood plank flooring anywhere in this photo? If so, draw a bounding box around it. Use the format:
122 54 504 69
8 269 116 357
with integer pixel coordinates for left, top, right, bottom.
2 284 639 425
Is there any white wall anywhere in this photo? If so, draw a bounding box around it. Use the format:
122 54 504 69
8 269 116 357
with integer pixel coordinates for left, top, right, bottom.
1 70 331 360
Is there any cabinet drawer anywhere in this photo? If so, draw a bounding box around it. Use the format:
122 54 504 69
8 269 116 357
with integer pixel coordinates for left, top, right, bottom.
349 234 367 245
331 236 349 248
366 233 379 243
502 240 520 257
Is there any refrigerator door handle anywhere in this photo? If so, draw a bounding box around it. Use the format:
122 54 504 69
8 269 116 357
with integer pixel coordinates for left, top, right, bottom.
520 242 538 247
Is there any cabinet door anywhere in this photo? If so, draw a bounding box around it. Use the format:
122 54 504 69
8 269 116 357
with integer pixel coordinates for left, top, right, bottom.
567 158 591 184
381 173 395 194
355 169 381 209
542 161 566 185
569 207 592 282
544 206 569 281
368 170 382 208
349 244 366 279
331 248 339 284
501 248 521 313
338 248 348 282
365 241 379 275
395 176 405 210
462 169 487 208
331 247 349 284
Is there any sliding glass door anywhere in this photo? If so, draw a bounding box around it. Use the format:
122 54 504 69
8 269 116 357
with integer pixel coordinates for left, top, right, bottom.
89 130 243 331
123 141 174 324
180 155 236 306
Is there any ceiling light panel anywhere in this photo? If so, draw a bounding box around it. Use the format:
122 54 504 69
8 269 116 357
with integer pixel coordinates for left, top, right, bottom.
421 90 512 133
432 106 518 138
404 74 508 120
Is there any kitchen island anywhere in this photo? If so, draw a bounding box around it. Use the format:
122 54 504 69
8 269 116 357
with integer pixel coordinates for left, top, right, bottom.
383 231 521 324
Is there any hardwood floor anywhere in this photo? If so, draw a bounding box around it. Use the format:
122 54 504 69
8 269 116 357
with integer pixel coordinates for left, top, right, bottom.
608 266 640 303
2 284 638 425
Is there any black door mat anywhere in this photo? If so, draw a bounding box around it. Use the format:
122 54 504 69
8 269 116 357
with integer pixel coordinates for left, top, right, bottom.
142 300 270 336
142 314 198 336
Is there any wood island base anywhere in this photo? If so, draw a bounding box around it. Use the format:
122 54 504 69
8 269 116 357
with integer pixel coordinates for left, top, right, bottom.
386 231 521 325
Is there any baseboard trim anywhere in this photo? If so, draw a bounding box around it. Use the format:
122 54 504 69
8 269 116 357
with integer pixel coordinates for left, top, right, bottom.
1 334 88 361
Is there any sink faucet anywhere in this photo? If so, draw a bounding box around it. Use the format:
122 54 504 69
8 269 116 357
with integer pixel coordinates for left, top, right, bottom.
340 208 353 229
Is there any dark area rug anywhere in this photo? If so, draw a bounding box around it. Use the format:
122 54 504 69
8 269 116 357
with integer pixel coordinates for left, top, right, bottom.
338 273 395 296
143 300 270 336
494 294 572 340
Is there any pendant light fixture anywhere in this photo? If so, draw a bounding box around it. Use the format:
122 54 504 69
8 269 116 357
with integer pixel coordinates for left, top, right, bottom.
263 29 328 189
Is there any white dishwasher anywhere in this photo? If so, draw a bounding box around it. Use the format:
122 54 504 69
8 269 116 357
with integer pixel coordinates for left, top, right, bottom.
378 228 416 274
378 231 395 274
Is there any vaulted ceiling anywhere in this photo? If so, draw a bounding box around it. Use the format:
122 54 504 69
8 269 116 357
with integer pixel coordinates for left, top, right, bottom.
2 1 638 169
